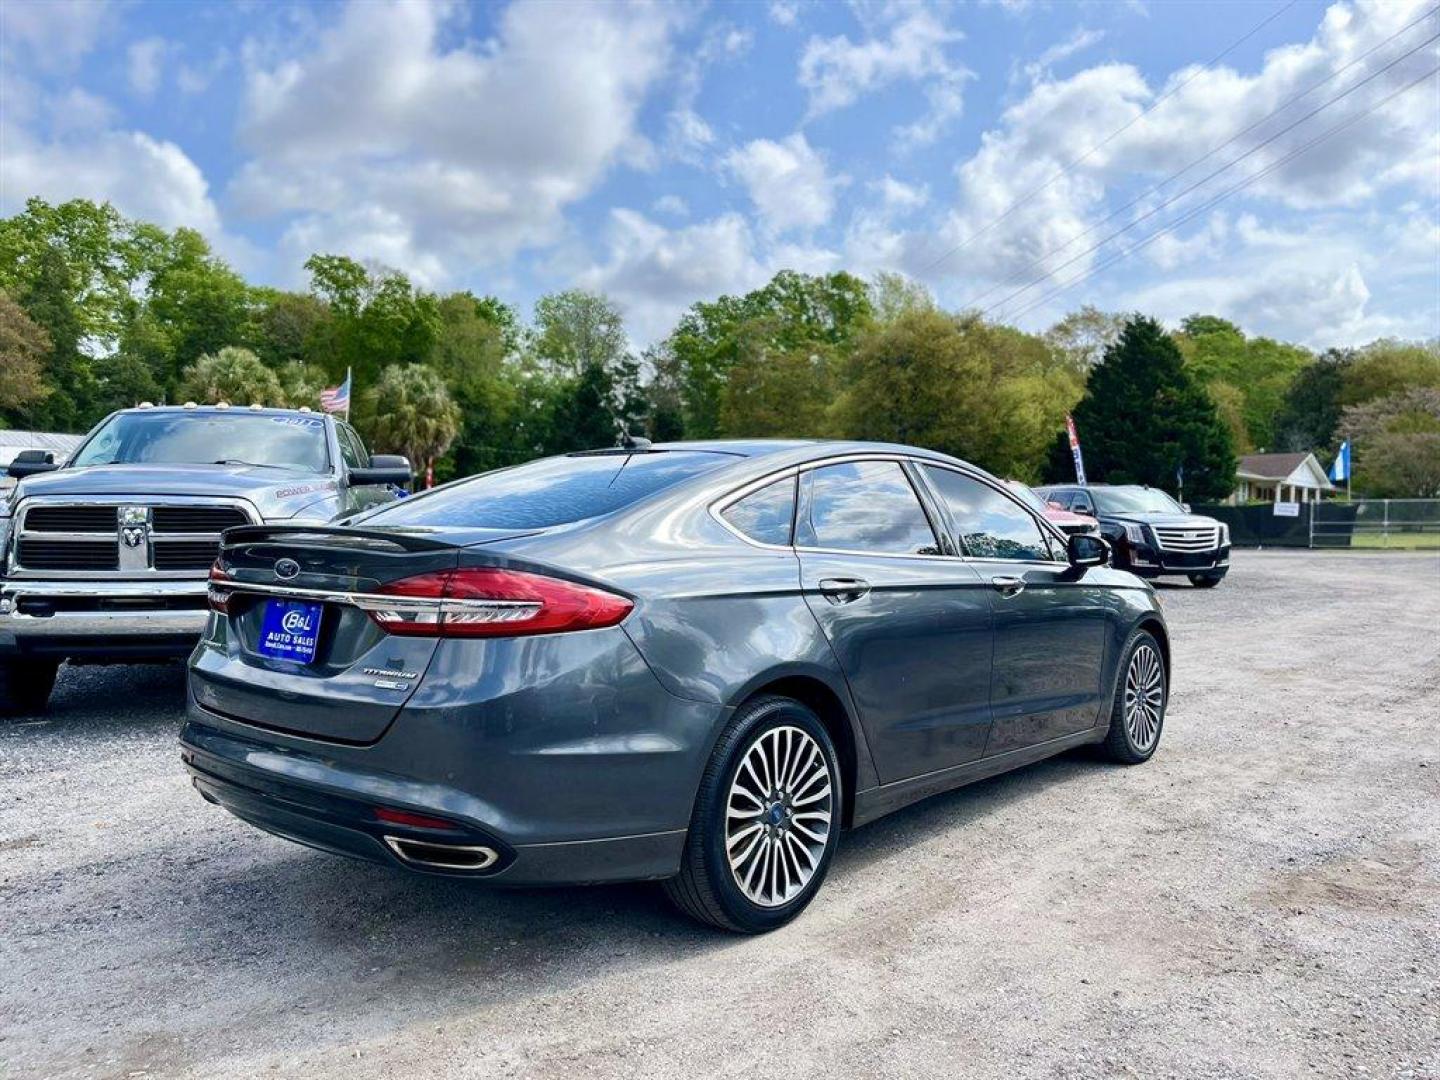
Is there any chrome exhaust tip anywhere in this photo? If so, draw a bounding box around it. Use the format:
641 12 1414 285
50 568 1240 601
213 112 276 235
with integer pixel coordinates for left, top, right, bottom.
382 835 500 872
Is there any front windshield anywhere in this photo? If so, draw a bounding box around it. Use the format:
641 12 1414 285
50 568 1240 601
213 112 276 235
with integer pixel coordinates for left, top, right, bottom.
1092 487 1184 514
71 412 330 474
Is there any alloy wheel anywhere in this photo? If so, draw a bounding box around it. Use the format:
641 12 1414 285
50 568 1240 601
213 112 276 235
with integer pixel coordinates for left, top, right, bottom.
725 725 833 908
1123 643 1165 752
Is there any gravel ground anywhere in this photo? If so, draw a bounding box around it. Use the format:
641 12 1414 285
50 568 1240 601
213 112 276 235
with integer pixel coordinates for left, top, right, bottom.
2 550 1437 1080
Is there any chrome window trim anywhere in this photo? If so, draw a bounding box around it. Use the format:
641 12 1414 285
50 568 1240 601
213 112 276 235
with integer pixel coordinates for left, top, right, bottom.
913 461 1072 565
710 451 1075 565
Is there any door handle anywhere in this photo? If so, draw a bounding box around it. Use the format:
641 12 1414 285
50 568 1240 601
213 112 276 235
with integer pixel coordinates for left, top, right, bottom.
991 575 1026 597
818 577 871 604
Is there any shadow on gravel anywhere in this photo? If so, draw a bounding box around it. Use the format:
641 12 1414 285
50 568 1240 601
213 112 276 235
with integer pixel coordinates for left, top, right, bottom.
11 661 188 730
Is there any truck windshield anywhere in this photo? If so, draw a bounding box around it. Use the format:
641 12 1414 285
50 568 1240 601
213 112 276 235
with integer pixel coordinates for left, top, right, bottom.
1092 487 1185 514
70 412 330 474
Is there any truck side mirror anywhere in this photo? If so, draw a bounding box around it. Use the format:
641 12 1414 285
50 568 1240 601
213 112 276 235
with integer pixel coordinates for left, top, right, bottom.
348 454 412 488
7 449 59 479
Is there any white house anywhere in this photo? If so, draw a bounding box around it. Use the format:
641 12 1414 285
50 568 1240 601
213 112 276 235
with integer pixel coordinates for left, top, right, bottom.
1231 452 1335 504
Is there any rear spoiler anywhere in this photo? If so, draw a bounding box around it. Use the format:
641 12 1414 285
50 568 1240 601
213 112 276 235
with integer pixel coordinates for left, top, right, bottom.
220 524 461 554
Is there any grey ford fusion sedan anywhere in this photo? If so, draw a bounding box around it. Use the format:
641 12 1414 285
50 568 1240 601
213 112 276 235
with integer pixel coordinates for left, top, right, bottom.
182 439 1170 932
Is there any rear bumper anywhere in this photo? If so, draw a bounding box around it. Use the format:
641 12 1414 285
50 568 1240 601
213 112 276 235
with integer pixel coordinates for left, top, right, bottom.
0 577 208 659
181 714 688 885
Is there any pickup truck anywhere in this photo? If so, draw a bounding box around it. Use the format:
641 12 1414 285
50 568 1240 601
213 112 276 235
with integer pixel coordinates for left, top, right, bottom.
0 404 411 714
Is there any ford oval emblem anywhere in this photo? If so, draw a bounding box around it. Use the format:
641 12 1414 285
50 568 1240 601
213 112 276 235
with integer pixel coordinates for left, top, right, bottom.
274 557 301 580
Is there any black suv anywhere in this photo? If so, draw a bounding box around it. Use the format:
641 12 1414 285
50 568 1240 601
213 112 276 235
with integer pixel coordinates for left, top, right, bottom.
1035 484 1230 588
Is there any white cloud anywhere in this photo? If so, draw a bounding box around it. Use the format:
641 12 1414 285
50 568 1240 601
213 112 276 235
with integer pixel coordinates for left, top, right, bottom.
0 0 116 74
1019 27 1105 85
127 37 169 100
798 6 970 145
578 210 769 342
232 0 680 280
922 0 1439 305
652 194 689 217
0 125 222 236
769 1 800 28
724 133 842 234
873 174 929 212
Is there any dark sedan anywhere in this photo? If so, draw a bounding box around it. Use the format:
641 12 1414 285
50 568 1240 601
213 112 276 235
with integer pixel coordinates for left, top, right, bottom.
183 440 1170 932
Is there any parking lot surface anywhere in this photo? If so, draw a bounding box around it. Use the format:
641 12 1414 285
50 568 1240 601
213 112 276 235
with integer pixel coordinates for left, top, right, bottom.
2 550 1437 1079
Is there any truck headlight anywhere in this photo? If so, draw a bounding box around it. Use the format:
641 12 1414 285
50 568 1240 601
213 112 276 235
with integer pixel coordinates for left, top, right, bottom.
1123 523 1147 545
1218 522 1230 546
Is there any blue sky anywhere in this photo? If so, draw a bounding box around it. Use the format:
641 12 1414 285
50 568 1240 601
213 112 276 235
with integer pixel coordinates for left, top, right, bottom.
2 0 1436 346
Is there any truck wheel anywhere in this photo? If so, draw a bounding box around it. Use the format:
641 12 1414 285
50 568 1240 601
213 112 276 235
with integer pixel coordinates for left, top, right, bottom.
0 659 59 716
1188 574 1223 588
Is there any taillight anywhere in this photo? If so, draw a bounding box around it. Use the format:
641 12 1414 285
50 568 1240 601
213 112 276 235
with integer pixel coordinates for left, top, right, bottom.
208 561 232 615
363 567 632 638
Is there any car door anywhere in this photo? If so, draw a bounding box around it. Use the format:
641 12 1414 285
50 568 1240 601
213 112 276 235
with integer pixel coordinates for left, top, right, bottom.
795 458 994 784
918 465 1109 754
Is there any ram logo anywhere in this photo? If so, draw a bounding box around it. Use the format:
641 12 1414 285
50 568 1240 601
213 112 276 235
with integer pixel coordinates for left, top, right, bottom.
119 506 150 549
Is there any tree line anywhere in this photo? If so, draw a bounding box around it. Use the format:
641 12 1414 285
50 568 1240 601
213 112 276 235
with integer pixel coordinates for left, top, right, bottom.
2 198 1436 499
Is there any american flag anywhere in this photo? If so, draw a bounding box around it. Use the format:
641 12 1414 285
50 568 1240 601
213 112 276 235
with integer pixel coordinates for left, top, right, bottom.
319 372 351 414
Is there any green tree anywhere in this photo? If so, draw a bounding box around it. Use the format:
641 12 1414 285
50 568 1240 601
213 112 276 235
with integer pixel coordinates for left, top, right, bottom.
1043 305 1127 374
531 290 627 377
143 229 254 389
869 271 934 325
1340 339 1440 405
252 291 332 371
428 292 523 478
0 292 51 418
92 353 162 415
1048 316 1235 501
16 248 95 430
176 346 284 406
1273 347 1353 452
1176 315 1312 449
1340 388 1440 497
832 310 1080 481
364 364 462 487
669 270 873 438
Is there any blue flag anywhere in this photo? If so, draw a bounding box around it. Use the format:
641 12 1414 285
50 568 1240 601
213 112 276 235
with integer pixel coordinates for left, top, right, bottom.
1329 440 1350 483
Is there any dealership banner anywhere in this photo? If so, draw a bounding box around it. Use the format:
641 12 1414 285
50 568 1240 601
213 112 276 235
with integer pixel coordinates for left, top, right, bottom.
1065 414 1087 485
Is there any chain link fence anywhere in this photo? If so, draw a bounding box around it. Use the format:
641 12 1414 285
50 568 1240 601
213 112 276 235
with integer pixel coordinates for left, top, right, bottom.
1194 499 1440 549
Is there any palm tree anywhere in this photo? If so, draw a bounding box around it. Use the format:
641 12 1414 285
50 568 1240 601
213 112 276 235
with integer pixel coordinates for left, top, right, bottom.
365 365 462 487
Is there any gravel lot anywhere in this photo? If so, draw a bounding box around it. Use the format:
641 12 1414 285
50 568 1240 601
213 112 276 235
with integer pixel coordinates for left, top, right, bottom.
2 550 1437 1080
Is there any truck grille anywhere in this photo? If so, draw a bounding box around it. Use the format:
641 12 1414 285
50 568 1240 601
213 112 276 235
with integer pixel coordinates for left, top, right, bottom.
23 506 117 533
153 507 250 533
153 540 224 571
1152 525 1220 552
11 500 253 575
17 538 121 571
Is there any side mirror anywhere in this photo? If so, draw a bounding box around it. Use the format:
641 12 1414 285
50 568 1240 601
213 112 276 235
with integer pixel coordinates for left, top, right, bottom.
348 453 412 488
7 449 59 479
1067 532 1110 569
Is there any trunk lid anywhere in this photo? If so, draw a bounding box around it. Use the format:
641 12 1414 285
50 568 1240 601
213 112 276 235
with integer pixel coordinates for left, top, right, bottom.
192 526 464 743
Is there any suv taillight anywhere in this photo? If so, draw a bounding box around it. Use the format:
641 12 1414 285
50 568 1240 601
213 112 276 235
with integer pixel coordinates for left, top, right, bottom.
366 568 632 638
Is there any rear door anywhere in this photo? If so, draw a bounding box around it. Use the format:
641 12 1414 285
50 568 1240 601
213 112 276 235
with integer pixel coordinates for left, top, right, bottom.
795 458 994 784
919 466 1109 753
190 526 459 743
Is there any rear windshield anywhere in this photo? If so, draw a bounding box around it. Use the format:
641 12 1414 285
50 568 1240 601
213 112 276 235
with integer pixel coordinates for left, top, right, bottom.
362 451 734 529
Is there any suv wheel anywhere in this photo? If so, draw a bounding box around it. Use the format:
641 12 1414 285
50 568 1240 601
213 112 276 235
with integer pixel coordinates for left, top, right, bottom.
664 695 841 933
1101 631 1167 764
1188 574 1223 588
0 659 59 717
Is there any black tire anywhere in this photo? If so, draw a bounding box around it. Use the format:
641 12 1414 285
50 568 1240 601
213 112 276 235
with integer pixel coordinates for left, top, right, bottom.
1188 574 1223 588
664 695 842 933
0 659 59 717
1100 630 1166 765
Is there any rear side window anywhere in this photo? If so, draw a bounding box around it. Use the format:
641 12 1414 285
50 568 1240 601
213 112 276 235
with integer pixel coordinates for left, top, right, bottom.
798 460 938 555
361 451 732 529
721 476 796 546
924 467 1055 562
